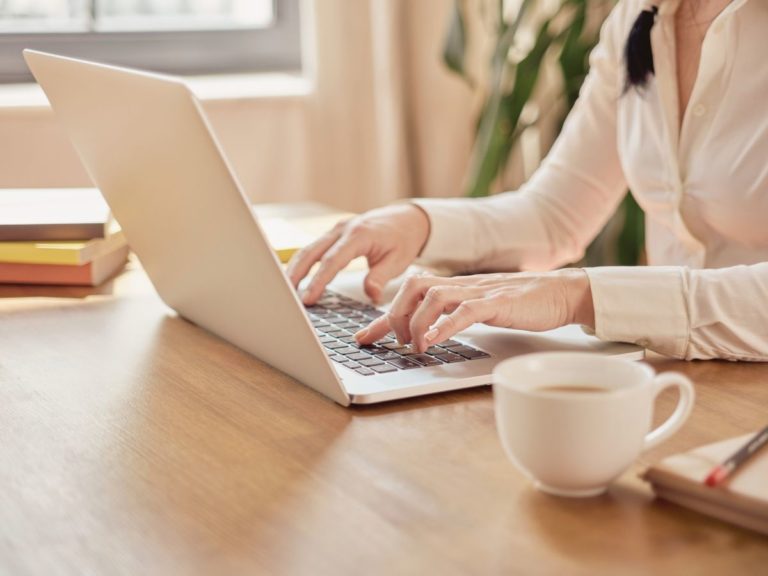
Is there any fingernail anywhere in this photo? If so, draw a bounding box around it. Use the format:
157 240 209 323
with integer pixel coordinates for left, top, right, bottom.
424 327 439 343
355 328 369 342
302 291 313 305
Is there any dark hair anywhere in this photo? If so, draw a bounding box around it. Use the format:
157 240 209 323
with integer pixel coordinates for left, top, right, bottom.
624 5 659 93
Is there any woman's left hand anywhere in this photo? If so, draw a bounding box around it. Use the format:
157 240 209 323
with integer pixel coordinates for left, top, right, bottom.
355 269 596 351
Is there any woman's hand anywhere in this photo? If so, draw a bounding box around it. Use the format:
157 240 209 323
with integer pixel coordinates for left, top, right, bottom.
355 269 595 351
287 204 431 305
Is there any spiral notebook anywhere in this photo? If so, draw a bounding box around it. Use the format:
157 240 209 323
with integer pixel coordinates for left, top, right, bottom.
643 433 768 535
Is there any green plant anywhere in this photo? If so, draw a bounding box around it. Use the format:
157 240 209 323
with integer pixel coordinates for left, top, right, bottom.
443 0 644 265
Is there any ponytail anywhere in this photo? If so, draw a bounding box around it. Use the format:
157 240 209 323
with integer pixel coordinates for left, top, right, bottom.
624 4 659 93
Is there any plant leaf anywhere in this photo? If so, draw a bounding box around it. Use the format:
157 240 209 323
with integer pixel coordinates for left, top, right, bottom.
443 0 470 82
465 17 555 197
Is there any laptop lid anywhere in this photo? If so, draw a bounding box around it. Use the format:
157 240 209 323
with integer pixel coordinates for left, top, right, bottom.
24 49 351 406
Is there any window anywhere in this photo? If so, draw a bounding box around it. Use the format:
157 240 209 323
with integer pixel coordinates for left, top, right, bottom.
0 0 302 83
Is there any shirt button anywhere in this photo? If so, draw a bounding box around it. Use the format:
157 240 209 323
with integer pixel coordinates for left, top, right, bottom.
692 104 707 117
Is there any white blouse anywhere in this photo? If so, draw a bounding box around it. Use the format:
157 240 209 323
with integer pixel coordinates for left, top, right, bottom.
413 0 768 361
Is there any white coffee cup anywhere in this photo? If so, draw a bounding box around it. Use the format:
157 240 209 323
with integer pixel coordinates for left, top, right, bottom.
493 352 695 497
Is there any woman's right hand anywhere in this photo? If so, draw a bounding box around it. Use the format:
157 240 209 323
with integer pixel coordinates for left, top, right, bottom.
287 203 431 306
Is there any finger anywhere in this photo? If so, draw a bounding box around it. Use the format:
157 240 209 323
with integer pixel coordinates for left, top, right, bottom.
409 286 482 352
286 225 344 288
364 252 403 303
423 298 493 346
387 274 447 345
302 237 363 305
354 314 391 345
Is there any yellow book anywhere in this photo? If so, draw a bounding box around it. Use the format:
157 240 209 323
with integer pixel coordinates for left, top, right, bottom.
0 222 126 265
260 213 354 263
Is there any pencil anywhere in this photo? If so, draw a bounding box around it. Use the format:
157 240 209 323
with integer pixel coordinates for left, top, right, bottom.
704 425 768 487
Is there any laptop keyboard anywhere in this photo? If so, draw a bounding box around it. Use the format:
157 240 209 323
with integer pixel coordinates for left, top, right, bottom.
306 290 490 376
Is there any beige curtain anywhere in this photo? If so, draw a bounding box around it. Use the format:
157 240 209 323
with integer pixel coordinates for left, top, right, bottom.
304 0 480 212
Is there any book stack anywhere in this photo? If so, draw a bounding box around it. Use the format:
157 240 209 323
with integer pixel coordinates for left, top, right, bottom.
0 188 129 286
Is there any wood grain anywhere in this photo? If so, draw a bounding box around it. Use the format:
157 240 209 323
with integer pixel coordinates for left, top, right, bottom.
1 262 767 576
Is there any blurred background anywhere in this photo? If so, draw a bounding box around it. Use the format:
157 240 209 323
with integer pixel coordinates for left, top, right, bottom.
0 0 642 265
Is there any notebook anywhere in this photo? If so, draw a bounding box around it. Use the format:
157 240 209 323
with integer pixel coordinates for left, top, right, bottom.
0 188 111 241
643 433 768 535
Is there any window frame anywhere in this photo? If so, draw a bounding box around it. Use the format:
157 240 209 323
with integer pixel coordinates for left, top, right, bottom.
0 0 301 83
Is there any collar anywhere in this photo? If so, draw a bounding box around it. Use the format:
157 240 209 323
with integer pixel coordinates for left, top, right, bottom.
656 0 749 18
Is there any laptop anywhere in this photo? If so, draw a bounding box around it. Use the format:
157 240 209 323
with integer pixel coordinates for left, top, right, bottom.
24 50 643 406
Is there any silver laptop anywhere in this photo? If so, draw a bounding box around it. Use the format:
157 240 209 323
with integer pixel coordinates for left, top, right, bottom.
24 50 642 406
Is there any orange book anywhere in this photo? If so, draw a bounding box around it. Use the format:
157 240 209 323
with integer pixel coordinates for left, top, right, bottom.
0 244 129 286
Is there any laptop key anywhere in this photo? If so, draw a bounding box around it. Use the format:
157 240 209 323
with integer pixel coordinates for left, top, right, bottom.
393 345 419 356
409 354 442 366
451 346 490 359
307 309 328 317
359 358 385 367
335 347 359 356
355 367 375 376
425 346 444 355
387 357 421 370
434 352 465 363
347 352 372 361
362 309 386 319
323 341 348 350
363 346 388 355
319 336 336 344
372 364 397 373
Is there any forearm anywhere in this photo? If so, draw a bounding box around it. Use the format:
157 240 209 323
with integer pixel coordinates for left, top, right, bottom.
586 264 768 361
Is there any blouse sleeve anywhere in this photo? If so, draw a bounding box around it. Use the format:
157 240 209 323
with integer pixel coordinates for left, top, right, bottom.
587 263 768 361
411 2 632 273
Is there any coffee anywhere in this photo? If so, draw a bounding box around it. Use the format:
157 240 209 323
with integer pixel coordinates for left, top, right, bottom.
536 385 608 394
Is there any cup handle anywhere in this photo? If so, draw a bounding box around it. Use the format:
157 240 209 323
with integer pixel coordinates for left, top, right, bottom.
643 372 695 451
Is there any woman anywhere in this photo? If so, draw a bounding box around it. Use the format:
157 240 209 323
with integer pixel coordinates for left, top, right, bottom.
288 0 768 361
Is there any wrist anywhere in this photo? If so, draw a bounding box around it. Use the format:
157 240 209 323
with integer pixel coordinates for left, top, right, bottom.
559 268 595 329
406 203 431 256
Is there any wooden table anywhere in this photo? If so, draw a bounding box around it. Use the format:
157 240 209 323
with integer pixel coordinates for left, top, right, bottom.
2 260 767 576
